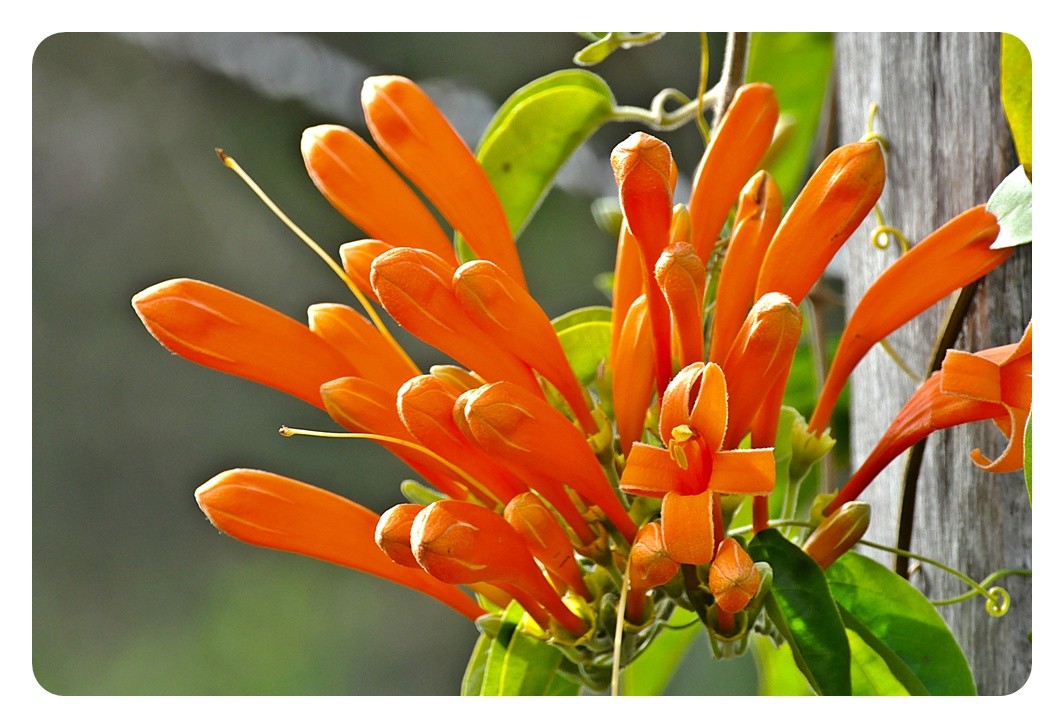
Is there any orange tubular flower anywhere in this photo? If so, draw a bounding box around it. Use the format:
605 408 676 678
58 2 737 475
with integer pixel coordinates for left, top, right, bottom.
300 125 457 264
720 292 803 448
609 222 646 367
396 374 523 505
808 205 1009 434
307 302 419 395
320 375 475 504
369 246 541 393
611 132 677 398
459 381 638 543
361 75 527 290
655 241 706 368
755 140 886 304
826 324 1031 514
707 171 783 364
688 83 780 264
504 493 591 600
132 278 355 409
619 363 776 564
411 500 587 636
452 259 596 433
195 469 485 621
612 295 655 458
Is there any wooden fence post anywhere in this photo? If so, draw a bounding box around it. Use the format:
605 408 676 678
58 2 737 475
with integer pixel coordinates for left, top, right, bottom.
834 32 1032 695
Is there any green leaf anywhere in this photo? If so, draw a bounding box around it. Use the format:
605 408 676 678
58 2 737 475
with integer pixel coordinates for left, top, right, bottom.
551 305 612 331
474 70 615 240
460 631 493 695
573 32 667 66
1024 413 1032 504
748 529 851 695
845 627 910 695
1001 33 1032 176
621 607 702 695
987 165 1032 249
555 320 611 385
746 33 834 203
473 601 576 695
752 635 815 695
827 552 976 695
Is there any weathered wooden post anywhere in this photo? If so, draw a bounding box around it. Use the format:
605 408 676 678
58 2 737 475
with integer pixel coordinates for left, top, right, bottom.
834 32 1032 695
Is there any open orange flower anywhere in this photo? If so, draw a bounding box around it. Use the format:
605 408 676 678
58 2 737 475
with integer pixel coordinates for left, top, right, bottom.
826 323 1032 514
619 362 775 564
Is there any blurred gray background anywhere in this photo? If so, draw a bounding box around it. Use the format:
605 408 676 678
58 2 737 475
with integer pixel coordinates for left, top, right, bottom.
32 32 759 695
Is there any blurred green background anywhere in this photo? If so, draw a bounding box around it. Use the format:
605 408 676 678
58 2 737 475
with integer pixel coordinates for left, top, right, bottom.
32 32 762 695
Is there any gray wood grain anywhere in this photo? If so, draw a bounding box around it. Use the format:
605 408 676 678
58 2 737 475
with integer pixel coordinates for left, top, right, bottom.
834 32 1032 695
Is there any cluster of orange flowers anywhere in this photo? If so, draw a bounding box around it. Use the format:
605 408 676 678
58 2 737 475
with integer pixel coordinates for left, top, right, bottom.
133 76 1031 653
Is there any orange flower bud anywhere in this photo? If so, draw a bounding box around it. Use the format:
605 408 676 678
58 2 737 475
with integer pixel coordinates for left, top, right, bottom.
411 500 586 635
132 278 354 409
688 83 780 264
504 493 591 599
802 502 871 569
320 376 469 502
629 521 679 591
195 469 483 620
809 205 1008 435
610 222 645 366
375 503 424 568
460 382 638 542
756 140 886 304
708 538 761 614
611 132 675 262
720 293 802 448
611 132 677 396
396 374 522 504
625 521 678 624
307 302 418 394
338 239 393 305
611 295 655 458
301 124 457 263
369 247 540 392
655 241 706 367
452 259 596 432
708 171 782 363
361 76 526 289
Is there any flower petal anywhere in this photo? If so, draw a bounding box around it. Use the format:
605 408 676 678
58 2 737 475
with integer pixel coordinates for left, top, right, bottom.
661 489 714 565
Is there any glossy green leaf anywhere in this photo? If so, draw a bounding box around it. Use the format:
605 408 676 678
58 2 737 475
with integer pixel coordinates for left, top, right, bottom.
827 552 976 695
987 165 1033 249
621 606 702 695
748 528 851 695
551 305 612 331
1024 413 1032 504
471 601 577 695
460 631 493 695
746 33 834 203
474 70 616 239
1001 33 1032 176
555 320 611 385
845 628 909 695
752 635 815 695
